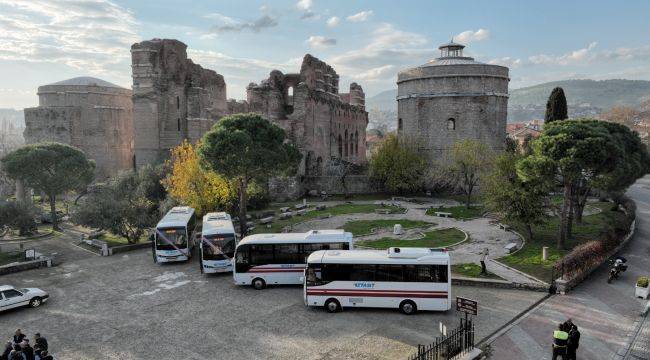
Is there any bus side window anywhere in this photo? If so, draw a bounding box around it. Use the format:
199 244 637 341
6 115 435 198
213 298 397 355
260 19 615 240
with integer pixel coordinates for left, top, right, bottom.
433 265 448 283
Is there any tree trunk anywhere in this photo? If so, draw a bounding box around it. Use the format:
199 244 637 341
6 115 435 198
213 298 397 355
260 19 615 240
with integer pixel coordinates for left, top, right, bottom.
49 194 60 231
238 178 248 237
466 185 472 209
567 184 574 239
526 223 534 241
573 186 589 224
557 183 571 249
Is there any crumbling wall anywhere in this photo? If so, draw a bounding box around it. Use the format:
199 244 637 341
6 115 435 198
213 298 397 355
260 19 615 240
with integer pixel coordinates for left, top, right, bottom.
131 39 227 167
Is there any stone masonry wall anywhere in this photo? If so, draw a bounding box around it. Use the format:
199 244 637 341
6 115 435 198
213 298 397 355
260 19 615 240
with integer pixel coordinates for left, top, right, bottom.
131 39 227 167
24 83 134 178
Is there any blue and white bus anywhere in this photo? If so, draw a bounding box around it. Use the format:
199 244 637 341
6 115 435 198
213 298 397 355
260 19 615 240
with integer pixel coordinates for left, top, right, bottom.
234 230 353 290
153 206 197 263
200 212 237 274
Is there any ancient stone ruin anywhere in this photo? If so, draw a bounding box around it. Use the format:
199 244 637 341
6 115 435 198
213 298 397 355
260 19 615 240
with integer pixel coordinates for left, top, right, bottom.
243 54 368 177
23 77 134 178
131 39 228 167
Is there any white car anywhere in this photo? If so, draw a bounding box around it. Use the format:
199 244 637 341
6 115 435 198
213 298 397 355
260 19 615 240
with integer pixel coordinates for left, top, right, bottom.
0 285 49 312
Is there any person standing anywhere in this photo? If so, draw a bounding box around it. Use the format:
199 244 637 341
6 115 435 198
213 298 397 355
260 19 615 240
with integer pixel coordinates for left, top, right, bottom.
480 248 489 275
33 334 47 353
11 331 25 346
552 323 569 360
19 341 33 360
567 324 580 360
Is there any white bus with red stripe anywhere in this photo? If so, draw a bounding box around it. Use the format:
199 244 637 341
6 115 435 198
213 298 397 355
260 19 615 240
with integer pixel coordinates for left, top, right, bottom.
304 247 451 314
233 230 353 290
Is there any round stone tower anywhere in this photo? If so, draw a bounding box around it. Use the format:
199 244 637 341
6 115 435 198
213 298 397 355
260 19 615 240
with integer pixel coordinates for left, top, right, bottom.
24 76 134 178
396 41 509 162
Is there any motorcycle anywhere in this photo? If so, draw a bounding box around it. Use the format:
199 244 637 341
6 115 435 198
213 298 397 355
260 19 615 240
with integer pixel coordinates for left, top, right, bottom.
607 256 628 283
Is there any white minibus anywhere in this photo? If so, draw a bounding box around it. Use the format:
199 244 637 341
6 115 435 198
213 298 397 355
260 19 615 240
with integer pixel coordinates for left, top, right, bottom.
200 212 237 273
153 206 196 263
234 230 353 289
304 247 451 314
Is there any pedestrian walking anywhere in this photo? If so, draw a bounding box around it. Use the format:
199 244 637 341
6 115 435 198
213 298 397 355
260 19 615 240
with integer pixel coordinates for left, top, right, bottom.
552 323 569 360
480 247 489 274
567 324 580 360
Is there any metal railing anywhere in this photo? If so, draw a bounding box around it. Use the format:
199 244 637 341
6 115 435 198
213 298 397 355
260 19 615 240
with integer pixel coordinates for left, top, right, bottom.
408 318 474 360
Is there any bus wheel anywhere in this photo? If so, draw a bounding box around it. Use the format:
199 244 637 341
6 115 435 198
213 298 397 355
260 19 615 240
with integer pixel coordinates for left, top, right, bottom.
252 278 266 290
399 300 417 315
325 298 341 313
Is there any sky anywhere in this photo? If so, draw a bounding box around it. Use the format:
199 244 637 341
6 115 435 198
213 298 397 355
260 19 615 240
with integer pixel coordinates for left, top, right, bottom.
1 0 650 109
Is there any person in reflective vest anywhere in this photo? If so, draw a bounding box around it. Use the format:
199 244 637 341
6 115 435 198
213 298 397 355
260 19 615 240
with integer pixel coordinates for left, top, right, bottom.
552 323 569 360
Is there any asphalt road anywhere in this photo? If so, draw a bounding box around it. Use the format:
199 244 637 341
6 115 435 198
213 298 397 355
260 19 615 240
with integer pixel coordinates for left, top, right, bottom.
0 244 546 359
490 175 650 359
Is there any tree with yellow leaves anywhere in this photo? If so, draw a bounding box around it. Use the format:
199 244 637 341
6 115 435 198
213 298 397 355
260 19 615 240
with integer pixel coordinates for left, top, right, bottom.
162 140 234 216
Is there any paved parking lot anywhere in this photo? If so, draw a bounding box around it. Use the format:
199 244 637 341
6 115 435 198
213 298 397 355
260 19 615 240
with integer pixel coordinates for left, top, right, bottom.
1 248 546 359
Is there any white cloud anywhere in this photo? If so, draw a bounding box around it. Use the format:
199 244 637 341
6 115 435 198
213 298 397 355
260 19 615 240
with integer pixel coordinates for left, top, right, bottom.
328 23 433 87
529 42 598 65
296 0 312 10
488 57 522 68
455 29 490 43
346 10 373 22
307 36 336 48
208 13 278 33
326 16 340 27
356 65 395 81
0 0 137 84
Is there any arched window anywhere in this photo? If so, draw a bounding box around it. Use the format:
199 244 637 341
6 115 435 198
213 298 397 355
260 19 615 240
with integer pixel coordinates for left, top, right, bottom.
176 96 180 110
287 86 293 97
344 130 349 157
398 118 403 131
447 118 456 130
177 118 181 131
338 135 343 157
355 130 359 156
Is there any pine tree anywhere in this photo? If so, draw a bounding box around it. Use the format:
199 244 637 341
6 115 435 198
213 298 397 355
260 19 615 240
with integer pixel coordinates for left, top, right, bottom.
544 87 568 123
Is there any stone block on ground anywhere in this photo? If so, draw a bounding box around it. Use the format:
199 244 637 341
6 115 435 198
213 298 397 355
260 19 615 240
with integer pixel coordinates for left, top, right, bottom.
296 209 308 216
294 203 307 210
259 216 274 225
504 242 518 253
315 204 326 211
279 212 293 220
280 207 290 213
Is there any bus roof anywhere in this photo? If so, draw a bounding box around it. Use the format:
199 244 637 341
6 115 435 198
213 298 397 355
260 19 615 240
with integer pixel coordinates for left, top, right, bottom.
307 248 450 265
202 212 235 235
238 230 352 246
157 206 195 229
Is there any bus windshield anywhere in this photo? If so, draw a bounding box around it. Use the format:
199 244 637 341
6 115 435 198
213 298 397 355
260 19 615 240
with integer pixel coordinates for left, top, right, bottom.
156 227 188 250
202 234 236 260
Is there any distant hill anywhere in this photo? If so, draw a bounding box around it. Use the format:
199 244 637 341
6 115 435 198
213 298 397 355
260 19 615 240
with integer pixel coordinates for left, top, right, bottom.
509 79 650 108
365 79 650 127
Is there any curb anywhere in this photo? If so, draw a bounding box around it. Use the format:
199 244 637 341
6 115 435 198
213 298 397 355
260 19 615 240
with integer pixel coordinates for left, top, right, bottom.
490 259 550 286
478 293 554 346
0 230 56 243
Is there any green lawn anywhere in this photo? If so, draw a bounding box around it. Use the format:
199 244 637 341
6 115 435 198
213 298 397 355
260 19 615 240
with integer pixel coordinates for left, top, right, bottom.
0 252 24 266
341 219 434 236
356 228 466 249
498 202 626 282
426 205 485 220
250 203 405 234
452 263 503 280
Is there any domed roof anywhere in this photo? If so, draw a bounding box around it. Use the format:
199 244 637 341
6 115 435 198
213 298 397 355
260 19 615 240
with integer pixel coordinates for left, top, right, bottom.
423 57 485 67
45 76 124 88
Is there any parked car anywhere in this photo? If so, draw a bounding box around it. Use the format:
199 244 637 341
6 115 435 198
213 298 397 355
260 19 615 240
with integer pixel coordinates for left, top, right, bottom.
0 285 49 312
